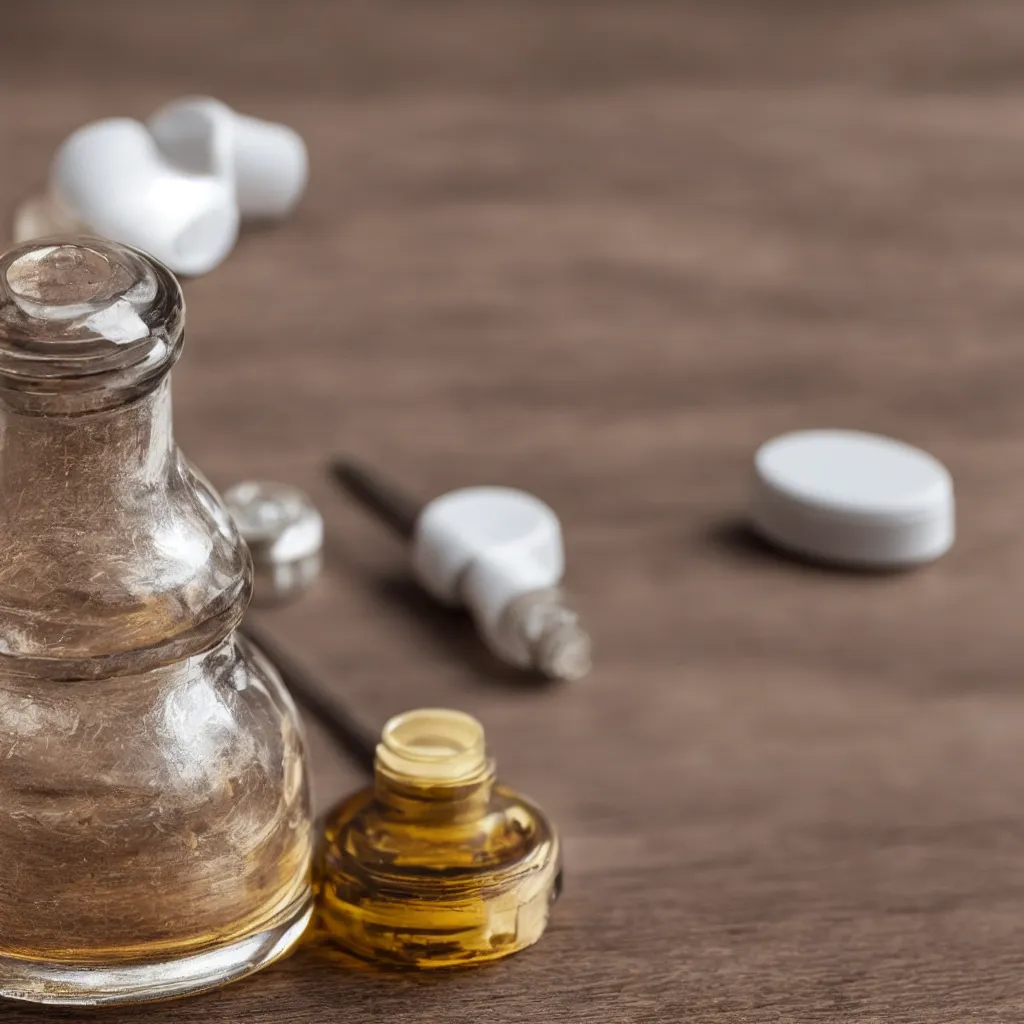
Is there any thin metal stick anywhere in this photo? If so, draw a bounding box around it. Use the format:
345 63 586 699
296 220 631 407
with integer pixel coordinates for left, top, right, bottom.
329 458 422 541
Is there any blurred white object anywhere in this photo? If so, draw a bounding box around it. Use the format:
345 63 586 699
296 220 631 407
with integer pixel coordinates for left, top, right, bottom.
224 480 323 607
14 118 239 275
414 487 592 681
149 97 308 219
12 98 308 275
332 461 592 681
11 194 76 244
751 429 955 569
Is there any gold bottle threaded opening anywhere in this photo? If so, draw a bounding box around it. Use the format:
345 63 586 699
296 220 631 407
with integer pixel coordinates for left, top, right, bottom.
375 708 491 786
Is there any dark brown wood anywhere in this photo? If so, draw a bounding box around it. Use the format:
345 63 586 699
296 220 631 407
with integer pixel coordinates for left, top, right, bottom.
5 1 1024 1019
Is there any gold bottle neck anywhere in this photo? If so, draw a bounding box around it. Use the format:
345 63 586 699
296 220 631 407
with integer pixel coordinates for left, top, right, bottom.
372 709 497 823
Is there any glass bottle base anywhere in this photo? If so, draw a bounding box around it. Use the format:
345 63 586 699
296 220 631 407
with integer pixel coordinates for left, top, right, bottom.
0 892 312 1007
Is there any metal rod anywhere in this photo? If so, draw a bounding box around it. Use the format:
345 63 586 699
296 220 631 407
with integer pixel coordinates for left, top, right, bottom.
241 622 378 776
329 458 422 541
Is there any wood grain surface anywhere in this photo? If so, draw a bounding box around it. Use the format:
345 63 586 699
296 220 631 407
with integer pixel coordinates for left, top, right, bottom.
5 2 1024 1020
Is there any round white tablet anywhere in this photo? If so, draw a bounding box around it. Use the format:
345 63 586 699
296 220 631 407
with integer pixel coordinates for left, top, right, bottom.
750 430 954 569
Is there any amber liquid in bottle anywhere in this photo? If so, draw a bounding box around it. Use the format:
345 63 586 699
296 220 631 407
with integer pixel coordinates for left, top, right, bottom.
0 238 313 1005
315 708 560 968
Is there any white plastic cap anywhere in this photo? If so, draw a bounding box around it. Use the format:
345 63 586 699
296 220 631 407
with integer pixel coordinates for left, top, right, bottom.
50 118 239 276
411 486 588 678
148 97 308 220
751 429 955 569
224 480 323 564
223 480 324 606
412 487 564 606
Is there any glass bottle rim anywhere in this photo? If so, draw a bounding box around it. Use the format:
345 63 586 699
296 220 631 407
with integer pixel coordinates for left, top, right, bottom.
0 236 184 413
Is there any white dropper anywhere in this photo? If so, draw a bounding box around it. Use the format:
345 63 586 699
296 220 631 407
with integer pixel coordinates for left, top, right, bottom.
332 461 592 682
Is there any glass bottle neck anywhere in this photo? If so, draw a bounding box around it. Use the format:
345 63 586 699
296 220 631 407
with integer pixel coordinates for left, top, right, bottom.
0 370 250 677
0 237 247 678
0 378 175 516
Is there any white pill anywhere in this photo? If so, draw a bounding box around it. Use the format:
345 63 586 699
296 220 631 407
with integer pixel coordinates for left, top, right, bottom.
750 429 954 569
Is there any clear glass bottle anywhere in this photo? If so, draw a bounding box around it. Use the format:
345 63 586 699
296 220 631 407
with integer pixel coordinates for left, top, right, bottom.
0 237 313 1005
314 708 560 968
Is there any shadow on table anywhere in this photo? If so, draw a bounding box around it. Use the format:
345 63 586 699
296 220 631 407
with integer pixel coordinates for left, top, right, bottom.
322 531 558 691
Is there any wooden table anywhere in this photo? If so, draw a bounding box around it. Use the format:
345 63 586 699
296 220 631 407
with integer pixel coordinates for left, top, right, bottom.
5 2 1024 1019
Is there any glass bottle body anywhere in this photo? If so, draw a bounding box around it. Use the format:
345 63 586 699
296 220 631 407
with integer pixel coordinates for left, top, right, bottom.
0 636 312 1003
0 238 314 1004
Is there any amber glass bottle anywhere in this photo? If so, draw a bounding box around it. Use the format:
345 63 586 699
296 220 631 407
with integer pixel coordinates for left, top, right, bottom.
0 238 313 1005
315 708 560 968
